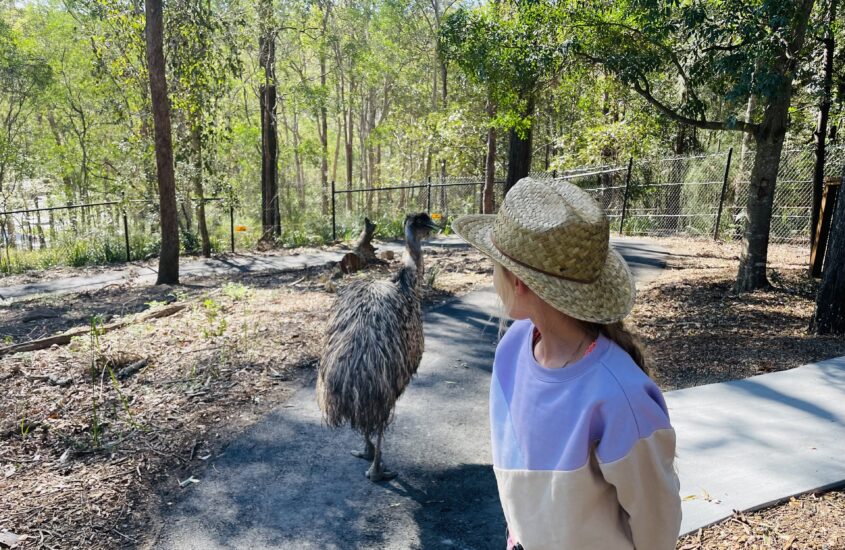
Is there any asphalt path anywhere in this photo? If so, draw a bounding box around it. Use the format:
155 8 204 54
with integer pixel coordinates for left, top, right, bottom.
0 237 666 302
150 241 669 550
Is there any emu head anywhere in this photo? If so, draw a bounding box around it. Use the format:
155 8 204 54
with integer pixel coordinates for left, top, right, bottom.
404 212 440 243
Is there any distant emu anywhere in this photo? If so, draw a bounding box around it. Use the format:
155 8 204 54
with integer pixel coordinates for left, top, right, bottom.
318 212 439 481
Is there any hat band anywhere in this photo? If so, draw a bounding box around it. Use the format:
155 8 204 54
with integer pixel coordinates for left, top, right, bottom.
490 234 601 284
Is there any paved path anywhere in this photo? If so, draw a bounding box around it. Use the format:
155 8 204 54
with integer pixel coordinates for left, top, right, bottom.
151 279 845 548
0 237 665 302
672 357 845 534
151 243 667 549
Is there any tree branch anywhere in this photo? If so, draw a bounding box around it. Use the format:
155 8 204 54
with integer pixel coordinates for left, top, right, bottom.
631 80 758 134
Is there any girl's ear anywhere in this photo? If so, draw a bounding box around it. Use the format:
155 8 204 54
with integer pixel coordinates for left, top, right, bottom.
514 277 530 295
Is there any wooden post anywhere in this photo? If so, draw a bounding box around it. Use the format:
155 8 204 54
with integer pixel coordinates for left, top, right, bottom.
229 186 235 253
619 157 634 236
714 147 734 240
811 177 841 277
122 195 131 262
331 180 336 241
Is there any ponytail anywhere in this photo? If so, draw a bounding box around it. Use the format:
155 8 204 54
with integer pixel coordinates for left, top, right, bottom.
594 321 650 376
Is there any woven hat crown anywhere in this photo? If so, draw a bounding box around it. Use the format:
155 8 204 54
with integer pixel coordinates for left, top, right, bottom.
491 178 609 283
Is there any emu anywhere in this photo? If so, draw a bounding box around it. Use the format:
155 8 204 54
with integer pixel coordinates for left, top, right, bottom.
318 212 439 482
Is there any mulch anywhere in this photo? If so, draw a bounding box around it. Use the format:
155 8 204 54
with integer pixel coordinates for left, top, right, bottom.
1 238 843 549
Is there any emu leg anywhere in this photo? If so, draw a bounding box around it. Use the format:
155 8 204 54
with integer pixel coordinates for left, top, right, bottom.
351 435 375 461
366 430 397 482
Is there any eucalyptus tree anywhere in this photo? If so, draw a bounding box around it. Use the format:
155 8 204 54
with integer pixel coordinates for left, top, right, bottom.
572 0 817 292
259 0 281 241
145 0 179 283
440 0 567 198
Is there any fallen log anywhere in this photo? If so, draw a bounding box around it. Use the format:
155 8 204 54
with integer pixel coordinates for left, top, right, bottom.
0 303 186 358
116 358 149 380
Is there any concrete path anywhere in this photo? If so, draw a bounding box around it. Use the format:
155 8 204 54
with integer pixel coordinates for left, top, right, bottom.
672 357 845 534
0 237 666 302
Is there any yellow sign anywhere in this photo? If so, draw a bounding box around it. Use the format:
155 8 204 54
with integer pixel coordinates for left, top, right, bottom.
431 213 442 222
235 225 248 232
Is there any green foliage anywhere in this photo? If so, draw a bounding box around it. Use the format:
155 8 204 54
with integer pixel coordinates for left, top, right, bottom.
440 0 568 132
221 281 250 301
200 297 227 338
569 0 819 130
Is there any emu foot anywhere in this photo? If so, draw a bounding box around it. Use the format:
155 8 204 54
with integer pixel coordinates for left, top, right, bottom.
365 461 397 482
351 448 375 461
351 439 375 461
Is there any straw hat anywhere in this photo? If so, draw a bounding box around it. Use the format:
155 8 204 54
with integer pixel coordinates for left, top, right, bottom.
451 177 635 324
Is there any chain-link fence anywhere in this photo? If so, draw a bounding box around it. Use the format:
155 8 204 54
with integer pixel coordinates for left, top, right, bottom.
330 177 506 240
0 196 237 274
530 145 844 245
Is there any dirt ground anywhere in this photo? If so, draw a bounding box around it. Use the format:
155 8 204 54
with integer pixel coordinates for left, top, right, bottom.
0 238 843 549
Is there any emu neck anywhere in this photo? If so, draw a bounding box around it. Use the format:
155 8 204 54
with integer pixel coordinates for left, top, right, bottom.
404 225 424 278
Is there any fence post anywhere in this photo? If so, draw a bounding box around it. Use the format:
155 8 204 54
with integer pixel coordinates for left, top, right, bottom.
331 180 337 241
228 186 235 253
619 157 634 236
427 176 432 213
714 147 734 241
121 193 131 262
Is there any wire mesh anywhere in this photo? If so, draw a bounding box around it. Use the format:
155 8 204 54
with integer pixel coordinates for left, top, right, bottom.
332 177 507 239
0 194 238 274
732 145 844 245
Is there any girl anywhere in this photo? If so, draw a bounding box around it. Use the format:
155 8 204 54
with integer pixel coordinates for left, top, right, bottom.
452 178 681 550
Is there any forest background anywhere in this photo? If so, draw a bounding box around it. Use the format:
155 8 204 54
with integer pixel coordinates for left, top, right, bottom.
0 0 843 286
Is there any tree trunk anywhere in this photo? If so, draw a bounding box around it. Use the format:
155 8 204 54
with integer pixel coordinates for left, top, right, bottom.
259 4 281 242
345 79 355 210
810 173 845 333
811 0 837 250
735 104 791 291
145 0 179 284
735 0 815 292
505 96 535 195
319 4 330 216
191 122 211 257
483 101 496 214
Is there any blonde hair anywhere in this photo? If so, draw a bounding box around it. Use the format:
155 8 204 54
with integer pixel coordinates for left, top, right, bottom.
491 261 649 375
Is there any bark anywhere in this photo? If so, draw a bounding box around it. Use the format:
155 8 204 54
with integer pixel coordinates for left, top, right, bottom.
259 6 281 242
505 96 535 195
735 103 791 291
811 0 837 249
145 0 179 285
811 174 845 333
345 78 355 210
484 119 496 214
319 3 331 216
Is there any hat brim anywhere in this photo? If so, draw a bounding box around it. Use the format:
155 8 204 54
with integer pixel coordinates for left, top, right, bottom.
452 215 636 324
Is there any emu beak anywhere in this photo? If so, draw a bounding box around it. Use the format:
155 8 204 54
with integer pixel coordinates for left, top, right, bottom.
426 222 441 233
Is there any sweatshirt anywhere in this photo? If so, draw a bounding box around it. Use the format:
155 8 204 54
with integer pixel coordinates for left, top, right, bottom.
491 319 682 549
